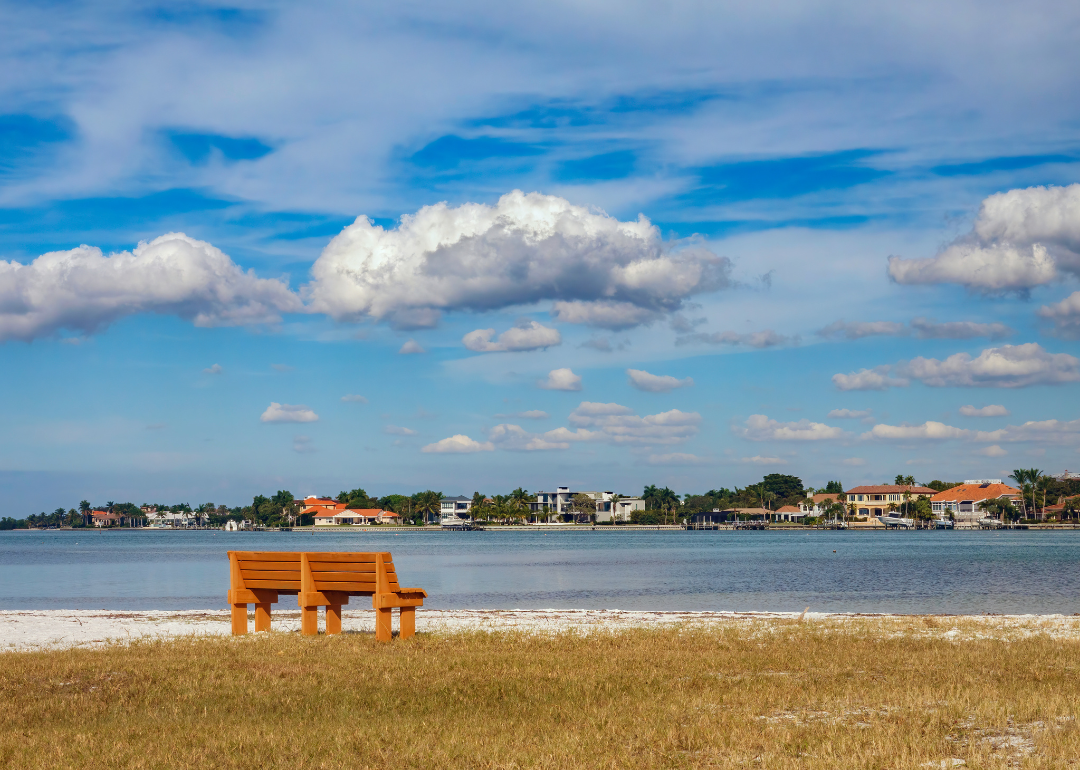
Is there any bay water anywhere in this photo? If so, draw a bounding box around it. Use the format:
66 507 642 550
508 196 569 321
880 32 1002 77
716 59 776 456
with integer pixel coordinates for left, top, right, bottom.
2 528 1079 614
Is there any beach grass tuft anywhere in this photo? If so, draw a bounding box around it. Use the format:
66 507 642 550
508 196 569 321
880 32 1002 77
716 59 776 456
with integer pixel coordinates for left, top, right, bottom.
1 618 1078 768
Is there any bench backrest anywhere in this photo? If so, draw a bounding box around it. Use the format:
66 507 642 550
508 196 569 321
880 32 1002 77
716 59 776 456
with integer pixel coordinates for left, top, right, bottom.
228 551 403 595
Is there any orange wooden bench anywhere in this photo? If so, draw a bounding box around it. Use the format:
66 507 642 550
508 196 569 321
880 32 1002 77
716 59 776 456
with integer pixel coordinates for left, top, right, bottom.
227 551 427 641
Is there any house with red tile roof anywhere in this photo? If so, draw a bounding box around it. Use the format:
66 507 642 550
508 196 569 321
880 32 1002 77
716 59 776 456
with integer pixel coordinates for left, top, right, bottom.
313 508 399 525
930 481 1021 524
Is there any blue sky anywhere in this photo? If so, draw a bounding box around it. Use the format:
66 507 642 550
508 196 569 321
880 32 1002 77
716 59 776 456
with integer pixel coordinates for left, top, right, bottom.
2 0 1080 514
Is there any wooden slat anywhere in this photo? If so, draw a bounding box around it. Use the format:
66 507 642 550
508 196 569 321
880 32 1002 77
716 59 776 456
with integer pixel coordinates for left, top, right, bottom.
236 570 300 581
298 553 379 563
312 581 377 592
309 570 375 582
227 552 301 561
238 561 301 572
308 562 377 573
244 579 301 589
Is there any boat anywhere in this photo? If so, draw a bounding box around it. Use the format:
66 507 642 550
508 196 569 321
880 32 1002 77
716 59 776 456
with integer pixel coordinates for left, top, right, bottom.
876 515 914 529
978 517 1004 529
933 518 954 529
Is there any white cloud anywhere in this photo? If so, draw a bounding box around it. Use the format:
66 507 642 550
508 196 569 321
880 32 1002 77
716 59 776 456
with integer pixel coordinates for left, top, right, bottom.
676 329 796 348
818 320 907 339
841 457 867 466
203 363 223 375
900 343 1080 388
818 318 1012 340
306 191 729 329
398 339 426 354
828 408 872 419
550 301 660 330
568 401 701 445
538 368 582 391
973 418 1080 444
978 445 1008 457
959 404 1010 417
495 410 549 420
0 233 300 342
293 435 316 454
1038 291 1080 339
421 434 495 453
909 318 1014 340
863 421 972 440
341 394 368 403
649 452 710 465
488 423 570 451
736 414 847 441
260 402 319 423
739 455 786 465
384 425 417 436
626 368 694 393
887 184 1080 291
463 320 561 352
832 366 909 391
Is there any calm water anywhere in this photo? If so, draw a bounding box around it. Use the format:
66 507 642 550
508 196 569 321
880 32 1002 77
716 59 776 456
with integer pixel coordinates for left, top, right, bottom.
2 529 1079 614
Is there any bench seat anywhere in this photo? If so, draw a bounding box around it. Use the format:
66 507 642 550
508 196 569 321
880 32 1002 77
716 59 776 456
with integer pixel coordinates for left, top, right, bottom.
228 550 426 641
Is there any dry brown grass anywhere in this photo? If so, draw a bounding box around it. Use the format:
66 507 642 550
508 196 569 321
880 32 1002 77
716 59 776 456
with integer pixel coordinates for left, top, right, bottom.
1 619 1078 769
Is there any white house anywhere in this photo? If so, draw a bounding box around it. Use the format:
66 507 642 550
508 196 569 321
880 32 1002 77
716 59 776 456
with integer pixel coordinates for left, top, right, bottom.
530 487 644 522
440 496 472 526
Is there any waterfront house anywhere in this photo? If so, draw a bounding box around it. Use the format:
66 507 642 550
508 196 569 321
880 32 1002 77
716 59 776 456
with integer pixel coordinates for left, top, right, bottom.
930 480 1021 524
531 487 644 522
774 505 808 522
440 496 473 526
91 510 121 527
846 485 936 517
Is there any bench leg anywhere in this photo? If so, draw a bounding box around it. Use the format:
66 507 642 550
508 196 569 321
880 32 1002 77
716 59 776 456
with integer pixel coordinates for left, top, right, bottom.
254 602 272 632
326 604 342 635
231 603 248 635
301 606 318 636
399 606 416 639
375 607 393 642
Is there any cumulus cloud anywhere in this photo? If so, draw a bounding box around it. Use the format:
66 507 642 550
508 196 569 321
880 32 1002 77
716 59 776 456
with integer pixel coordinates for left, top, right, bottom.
828 408 872 419
538 368 582 391
959 404 1010 417
462 320 561 352
341 394 368 403
648 452 710 465
568 401 701 445
626 368 694 393
203 363 223 375
818 318 1012 340
863 421 972 440
735 414 847 441
832 366 910 391
739 455 786 465
421 434 494 453
0 233 300 342
676 329 796 348
305 191 730 330
488 423 571 451
1038 291 1080 338
398 339 426 354
260 402 319 423
973 418 1080 444
887 184 1080 292
900 343 1080 388
384 425 417 436
978 445 1008 457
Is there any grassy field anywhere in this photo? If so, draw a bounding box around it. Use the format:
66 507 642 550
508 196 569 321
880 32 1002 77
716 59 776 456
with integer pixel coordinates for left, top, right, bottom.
1 619 1078 769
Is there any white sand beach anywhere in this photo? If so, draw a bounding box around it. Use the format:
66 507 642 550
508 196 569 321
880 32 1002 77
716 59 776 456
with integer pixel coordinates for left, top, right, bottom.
3 608 1080 651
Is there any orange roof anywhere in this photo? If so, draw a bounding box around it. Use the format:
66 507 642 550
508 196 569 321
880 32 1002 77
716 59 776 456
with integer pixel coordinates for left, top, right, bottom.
847 485 936 495
931 483 1020 502
812 493 843 504
775 505 801 513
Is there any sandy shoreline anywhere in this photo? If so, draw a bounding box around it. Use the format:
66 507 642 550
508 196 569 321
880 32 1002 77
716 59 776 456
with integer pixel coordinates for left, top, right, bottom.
3 608 1080 651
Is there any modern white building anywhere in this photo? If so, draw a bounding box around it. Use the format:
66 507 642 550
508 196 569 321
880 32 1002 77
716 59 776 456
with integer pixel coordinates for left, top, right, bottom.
530 487 644 522
440 496 473 526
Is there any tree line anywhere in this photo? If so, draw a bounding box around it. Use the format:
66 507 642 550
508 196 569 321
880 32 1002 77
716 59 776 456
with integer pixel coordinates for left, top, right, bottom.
2 472 1078 530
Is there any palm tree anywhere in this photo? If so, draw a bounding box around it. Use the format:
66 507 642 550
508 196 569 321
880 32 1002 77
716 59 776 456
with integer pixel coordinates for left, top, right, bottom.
609 493 624 525
79 500 91 527
414 490 441 525
1009 470 1029 519
1027 468 1044 520
643 485 660 512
